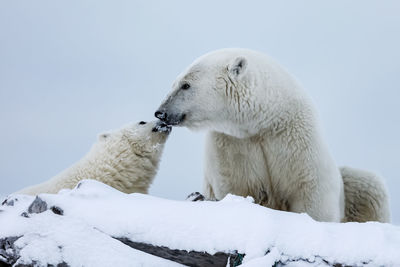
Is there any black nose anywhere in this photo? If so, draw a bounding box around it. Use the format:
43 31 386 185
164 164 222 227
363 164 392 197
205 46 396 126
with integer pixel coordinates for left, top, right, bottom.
155 111 167 121
139 121 146 125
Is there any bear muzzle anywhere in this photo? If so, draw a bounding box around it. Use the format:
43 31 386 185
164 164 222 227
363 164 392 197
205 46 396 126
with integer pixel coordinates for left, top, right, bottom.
154 111 186 126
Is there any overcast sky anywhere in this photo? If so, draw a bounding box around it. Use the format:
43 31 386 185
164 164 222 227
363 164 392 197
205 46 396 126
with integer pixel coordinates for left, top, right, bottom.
1 1 399 223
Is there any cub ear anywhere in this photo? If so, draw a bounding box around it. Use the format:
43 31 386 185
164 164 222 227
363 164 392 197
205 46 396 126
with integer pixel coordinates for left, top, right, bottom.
228 56 247 77
98 133 110 141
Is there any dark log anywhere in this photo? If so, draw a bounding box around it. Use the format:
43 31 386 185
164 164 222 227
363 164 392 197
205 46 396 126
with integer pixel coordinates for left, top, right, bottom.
115 237 244 267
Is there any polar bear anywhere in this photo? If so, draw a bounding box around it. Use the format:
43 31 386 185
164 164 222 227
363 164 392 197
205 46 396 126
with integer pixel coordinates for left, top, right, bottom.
155 48 344 222
156 48 390 223
17 121 171 195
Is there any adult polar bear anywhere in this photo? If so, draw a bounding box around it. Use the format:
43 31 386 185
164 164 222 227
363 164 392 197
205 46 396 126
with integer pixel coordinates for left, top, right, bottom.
156 48 390 223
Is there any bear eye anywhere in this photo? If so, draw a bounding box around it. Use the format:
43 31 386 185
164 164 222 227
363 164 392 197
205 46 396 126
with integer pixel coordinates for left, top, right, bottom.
139 121 147 125
181 83 190 90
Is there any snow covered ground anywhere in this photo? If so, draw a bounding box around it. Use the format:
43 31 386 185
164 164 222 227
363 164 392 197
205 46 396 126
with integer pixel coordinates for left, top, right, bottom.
1 180 399 267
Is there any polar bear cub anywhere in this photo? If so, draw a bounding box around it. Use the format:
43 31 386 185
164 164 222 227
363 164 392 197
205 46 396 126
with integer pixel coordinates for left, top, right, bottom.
18 121 171 195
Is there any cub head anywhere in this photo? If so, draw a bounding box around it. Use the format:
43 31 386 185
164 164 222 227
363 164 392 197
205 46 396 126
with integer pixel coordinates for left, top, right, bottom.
93 120 171 177
155 49 260 138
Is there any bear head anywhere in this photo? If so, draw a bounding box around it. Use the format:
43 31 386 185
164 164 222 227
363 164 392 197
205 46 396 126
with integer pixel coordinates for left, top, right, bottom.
91 120 171 180
155 48 308 138
155 49 269 138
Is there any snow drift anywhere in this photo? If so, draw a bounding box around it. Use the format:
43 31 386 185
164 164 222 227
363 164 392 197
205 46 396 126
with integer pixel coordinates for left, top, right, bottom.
1 180 399 266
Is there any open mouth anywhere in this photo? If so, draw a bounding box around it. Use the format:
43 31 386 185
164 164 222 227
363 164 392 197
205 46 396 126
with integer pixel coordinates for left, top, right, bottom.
152 121 172 133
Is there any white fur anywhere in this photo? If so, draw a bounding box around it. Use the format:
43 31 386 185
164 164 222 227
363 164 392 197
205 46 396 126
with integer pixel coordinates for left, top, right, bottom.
158 48 344 222
340 166 390 223
17 121 169 195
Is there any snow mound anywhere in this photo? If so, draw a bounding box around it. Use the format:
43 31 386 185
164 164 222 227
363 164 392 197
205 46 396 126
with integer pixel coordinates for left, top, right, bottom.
1 179 399 266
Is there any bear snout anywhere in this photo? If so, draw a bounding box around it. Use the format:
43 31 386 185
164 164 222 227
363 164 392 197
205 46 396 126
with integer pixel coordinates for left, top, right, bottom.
154 110 186 126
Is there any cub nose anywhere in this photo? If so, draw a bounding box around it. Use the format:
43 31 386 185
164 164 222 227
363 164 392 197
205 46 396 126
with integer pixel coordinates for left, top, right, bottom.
154 111 167 121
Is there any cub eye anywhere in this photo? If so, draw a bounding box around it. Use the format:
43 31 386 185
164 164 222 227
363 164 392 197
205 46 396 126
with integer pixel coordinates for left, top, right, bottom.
139 121 147 125
181 83 190 90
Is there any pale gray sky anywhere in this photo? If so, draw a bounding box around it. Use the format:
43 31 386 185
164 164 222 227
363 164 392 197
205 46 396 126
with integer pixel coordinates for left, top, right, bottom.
1 1 399 223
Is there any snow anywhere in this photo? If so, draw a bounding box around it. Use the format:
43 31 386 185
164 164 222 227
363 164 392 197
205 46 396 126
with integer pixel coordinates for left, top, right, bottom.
1 179 400 266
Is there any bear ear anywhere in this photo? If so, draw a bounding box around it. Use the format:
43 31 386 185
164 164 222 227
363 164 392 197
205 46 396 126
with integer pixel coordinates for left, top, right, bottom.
98 133 110 141
228 56 248 77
